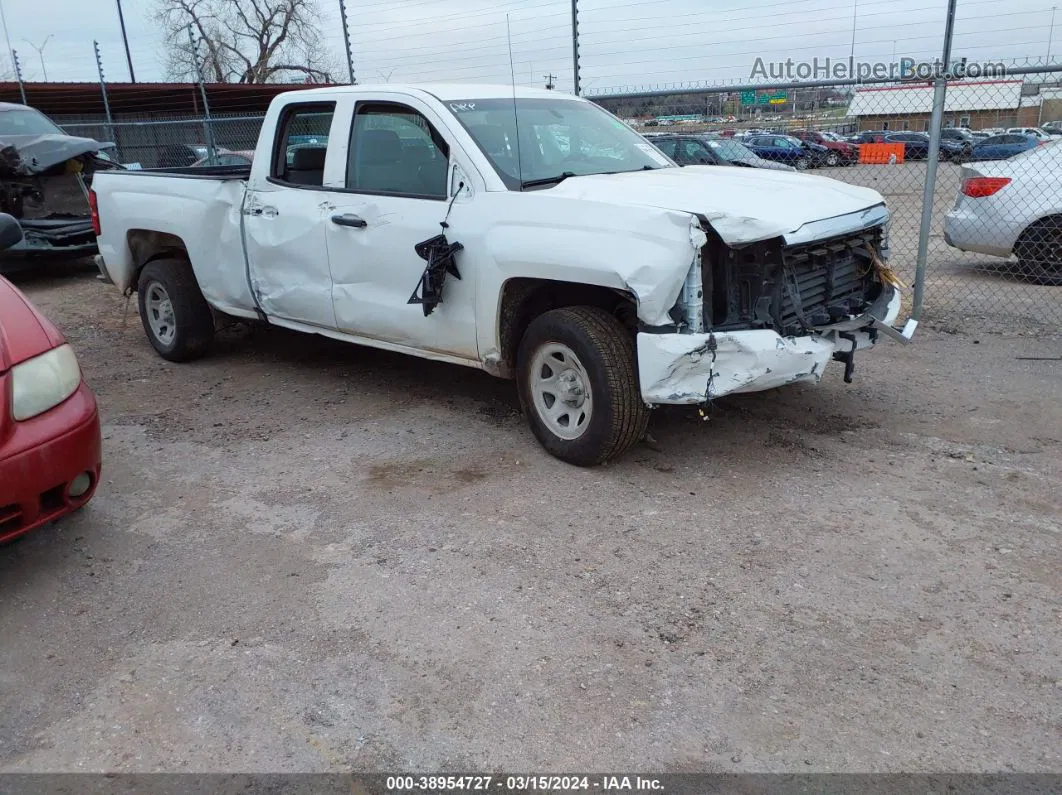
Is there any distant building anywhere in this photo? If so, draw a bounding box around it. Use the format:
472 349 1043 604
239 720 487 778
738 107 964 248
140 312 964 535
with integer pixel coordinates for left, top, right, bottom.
847 79 1052 131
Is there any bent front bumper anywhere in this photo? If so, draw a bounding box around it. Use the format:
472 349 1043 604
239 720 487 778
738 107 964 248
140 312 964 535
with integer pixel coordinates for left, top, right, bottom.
638 286 911 405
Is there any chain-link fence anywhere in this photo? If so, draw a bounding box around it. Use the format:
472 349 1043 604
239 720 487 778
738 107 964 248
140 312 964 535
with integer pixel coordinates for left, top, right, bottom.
590 68 1062 330
63 115 265 169
54 69 1062 330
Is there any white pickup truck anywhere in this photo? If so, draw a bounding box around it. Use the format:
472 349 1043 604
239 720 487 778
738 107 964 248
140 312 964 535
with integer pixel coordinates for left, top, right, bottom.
92 84 914 465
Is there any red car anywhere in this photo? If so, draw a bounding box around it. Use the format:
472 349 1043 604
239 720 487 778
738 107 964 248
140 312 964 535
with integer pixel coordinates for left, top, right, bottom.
0 214 101 543
789 130 859 166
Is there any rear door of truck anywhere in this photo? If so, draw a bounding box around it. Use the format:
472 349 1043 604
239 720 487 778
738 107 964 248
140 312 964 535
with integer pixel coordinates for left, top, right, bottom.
242 100 340 329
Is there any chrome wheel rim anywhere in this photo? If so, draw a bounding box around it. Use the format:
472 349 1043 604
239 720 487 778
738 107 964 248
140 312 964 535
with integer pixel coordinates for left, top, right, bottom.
530 343 593 441
145 282 176 346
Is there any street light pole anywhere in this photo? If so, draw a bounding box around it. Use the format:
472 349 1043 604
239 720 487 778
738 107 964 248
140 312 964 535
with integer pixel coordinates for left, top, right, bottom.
23 35 52 81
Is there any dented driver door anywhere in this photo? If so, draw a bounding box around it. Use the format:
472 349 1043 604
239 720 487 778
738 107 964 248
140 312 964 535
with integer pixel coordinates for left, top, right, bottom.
323 98 478 359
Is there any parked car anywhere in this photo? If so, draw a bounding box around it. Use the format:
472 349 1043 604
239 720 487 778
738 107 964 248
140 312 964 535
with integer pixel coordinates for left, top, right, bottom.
1005 126 1059 141
940 127 977 157
944 141 1062 285
156 143 252 168
969 133 1042 161
877 132 964 161
1040 120 1062 136
789 129 859 166
645 133 795 171
91 84 909 466
0 213 101 543
743 134 830 169
847 130 888 144
0 102 119 266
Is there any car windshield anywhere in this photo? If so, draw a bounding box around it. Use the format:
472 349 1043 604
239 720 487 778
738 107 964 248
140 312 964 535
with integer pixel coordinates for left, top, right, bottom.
447 97 673 189
0 107 64 136
702 137 758 160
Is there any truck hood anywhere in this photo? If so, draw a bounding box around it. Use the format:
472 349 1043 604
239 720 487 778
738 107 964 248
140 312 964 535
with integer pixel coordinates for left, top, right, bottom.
0 133 109 176
544 166 886 245
0 276 64 372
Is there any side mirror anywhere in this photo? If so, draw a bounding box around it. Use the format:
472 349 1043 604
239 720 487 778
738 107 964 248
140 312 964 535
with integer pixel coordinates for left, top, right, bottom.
0 212 23 251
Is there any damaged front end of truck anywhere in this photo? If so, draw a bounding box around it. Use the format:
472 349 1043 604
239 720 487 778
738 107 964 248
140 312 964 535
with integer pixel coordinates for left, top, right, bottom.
0 134 119 265
637 204 917 406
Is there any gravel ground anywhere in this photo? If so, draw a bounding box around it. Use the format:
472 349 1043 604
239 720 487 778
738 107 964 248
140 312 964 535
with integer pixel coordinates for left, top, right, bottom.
1 264 1060 774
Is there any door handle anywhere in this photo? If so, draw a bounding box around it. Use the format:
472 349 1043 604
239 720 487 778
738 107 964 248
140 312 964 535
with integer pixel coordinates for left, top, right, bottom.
331 213 367 228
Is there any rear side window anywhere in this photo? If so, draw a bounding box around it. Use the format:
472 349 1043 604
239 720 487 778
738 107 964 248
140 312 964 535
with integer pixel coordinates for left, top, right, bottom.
652 139 677 157
272 102 335 187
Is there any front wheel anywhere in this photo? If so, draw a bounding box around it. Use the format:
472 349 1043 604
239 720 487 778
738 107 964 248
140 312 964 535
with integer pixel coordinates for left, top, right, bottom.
517 307 650 466
137 258 215 362
825 152 840 167
794 157 810 170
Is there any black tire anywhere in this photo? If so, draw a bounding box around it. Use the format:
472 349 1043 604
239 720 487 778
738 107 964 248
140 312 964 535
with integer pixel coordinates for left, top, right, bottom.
517 306 650 467
825 152 840 167
1014 218 1062 286
794 157 810 170
137 258 215 362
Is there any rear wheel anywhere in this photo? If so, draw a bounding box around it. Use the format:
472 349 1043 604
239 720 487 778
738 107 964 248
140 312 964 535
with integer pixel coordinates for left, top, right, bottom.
825 152 840 167
517 307 650 466
794 157 810 170
137 258 215 361
1014 218 1062 286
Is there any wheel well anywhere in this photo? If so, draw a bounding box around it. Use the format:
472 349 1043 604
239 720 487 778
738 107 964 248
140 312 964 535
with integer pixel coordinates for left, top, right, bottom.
126 229 190 288
498 277 637 374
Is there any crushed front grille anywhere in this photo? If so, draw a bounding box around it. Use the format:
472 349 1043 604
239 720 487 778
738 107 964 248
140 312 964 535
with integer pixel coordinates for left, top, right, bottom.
703 226 883 336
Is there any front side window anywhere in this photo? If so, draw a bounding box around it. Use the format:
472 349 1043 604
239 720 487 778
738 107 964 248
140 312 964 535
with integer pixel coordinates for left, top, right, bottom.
272 103 335 186
447 97 671 190
347 103 449 199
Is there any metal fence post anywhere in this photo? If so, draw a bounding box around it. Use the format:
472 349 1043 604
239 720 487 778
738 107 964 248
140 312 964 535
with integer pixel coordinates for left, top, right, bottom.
187 26 217 160
12 49 26 105
93 41 115 147
338 0 356 84
571 0 581 96
911 0 957 320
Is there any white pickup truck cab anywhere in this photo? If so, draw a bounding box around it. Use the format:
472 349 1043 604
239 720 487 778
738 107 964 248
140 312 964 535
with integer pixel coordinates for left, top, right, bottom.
92 84 913 465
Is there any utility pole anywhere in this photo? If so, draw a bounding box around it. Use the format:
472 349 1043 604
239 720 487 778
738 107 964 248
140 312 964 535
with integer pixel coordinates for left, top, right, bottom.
570 0 581 95
338 0 356 83
849 0 858 64
1049 6 1058 64
115 0 136 81
544 73 556 90
23 35 52 81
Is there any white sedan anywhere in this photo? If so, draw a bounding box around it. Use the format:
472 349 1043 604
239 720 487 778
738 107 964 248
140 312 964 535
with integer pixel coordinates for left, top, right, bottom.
943 142 1062 285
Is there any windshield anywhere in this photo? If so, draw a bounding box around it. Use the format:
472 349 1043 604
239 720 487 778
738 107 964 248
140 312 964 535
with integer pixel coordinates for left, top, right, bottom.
702 137 759 160
0 107 64 136
447 97 673 189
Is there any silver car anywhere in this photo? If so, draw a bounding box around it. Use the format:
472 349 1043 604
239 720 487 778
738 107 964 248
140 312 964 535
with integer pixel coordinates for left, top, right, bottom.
943 141 1062 285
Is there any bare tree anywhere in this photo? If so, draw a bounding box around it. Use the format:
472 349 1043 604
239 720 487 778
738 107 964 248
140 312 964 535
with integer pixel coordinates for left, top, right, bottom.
156 0 339 84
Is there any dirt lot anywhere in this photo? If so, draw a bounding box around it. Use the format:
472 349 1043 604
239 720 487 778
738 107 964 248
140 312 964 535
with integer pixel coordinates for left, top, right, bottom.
1 262 1061 774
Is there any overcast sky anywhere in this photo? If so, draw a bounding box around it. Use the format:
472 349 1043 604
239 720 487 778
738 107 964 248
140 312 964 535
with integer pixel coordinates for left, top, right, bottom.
1 0 1059 93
